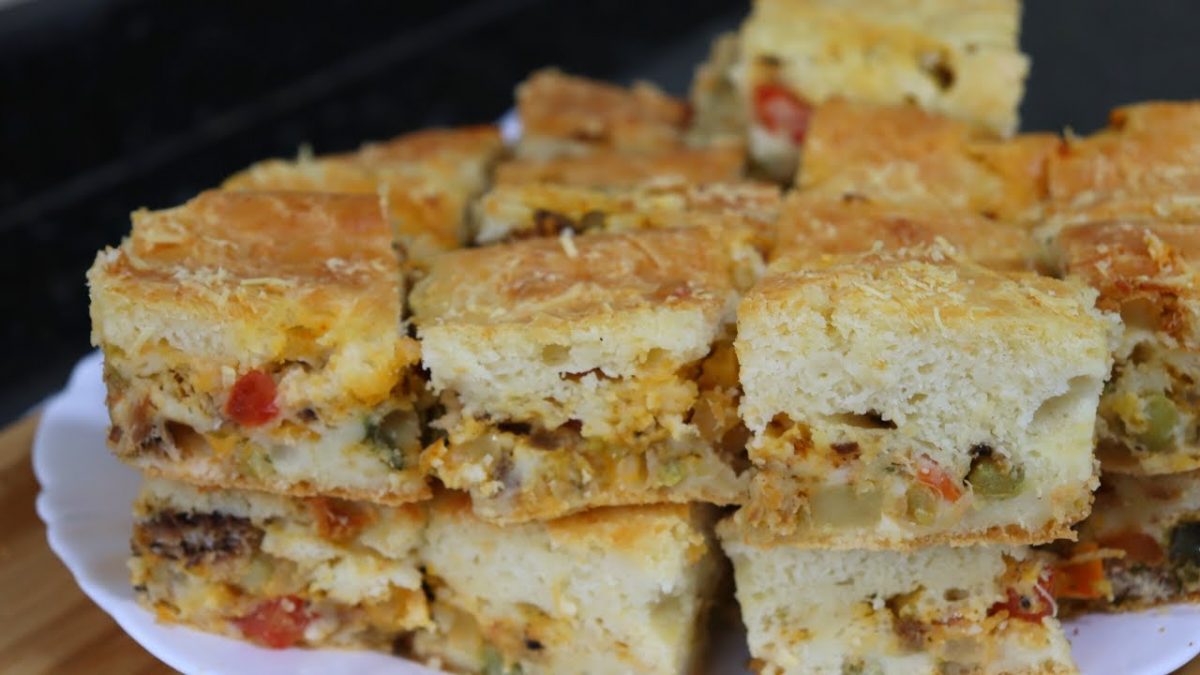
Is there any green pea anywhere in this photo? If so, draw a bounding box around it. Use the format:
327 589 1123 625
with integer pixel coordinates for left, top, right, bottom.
364 411 419 470
966 456 1024 498
658 461 684 487
1139 393 1179 453
481 646 505 675
481 646 522 675
906 485 939 526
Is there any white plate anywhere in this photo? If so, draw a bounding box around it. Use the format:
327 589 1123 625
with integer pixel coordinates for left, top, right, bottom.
34 352 1200 675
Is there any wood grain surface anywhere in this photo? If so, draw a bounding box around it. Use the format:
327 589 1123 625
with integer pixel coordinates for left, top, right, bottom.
1 414 171 675
4 411 1199 675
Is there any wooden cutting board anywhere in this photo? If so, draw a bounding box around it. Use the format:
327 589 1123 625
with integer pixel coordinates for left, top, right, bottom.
4 411 1199 675
0 413 170 675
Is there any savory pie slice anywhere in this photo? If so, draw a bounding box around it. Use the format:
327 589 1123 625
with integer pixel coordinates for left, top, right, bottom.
224 126 503 259
410 226 764 523
694 0 1028 180
1044 219 1200 475
720 514 1077 675
515 68 690 158
89 191 430 504
414 493 722 675
130 478 429 651
735 245 1113 548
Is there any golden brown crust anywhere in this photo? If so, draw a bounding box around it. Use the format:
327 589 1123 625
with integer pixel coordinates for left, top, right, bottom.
89 191 433 505
89 191 401 369
799 100 1056 222
1044 190 1200 233
773 193 1035 271
494 144 745 188
88 190 406 384
225 159 466 252
516 68 689 154
224 126 502 253
1049 102 1200 204
411 227 744 326
757 244 1092 320
1054 220 1200 345
353 125 502 165
473 178 780 246
115 190 395 282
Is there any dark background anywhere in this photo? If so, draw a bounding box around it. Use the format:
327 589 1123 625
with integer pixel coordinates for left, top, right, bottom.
2 0 1198 424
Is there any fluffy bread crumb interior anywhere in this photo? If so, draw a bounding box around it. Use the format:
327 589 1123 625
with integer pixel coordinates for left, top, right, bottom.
720 515 1076 675
735 247 1114 547
416 494 722 675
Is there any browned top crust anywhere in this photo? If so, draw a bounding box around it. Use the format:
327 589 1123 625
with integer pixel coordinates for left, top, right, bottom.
88 191 404 374
755 242 1098 327
1049 102 1200 204
110 190 394 282
224 126 503 253
411 227 750 327
799 99 1057 222
494 144 745 188
352 125 502 165
1054 220 1200 345
1044 189 1200 231
774 193 1035 271
517 68 690 153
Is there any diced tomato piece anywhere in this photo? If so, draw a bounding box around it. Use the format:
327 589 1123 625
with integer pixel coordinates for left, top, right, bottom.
233 596 312 649
990 570 1055 622
1098 531 1165 566
990 587 1054 622
1053 545 1109 600
225 370 279 427
752 83 812 145
916 456 963 502
307 496 373 543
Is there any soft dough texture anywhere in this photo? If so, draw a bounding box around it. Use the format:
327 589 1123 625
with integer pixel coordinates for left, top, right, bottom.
130 479 430 651
411 227 764 522
415 494 722 675
735 245 1114 548
720 514 1077 675
88 191 429 504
